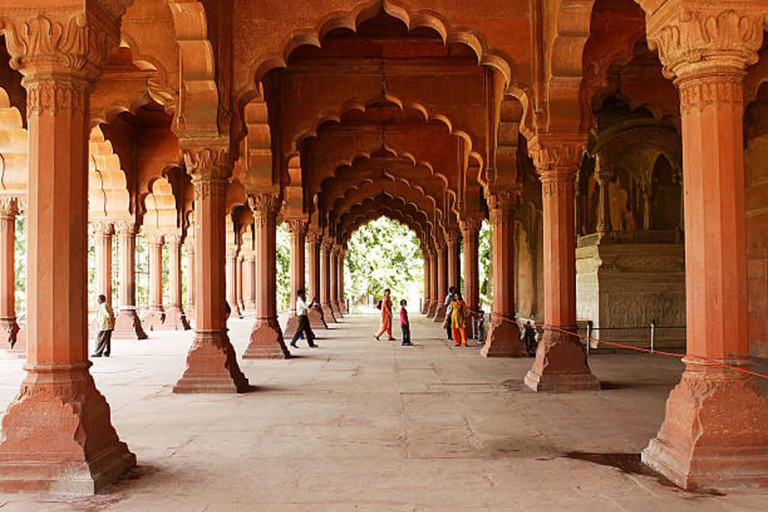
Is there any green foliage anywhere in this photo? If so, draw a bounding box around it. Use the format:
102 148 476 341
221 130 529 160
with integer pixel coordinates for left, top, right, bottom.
478 221 491 310
276 223 291 311
345 217 423 309
14 216 25 320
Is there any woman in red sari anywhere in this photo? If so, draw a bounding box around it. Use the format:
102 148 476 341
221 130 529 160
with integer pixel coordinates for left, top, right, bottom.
374 289 395 341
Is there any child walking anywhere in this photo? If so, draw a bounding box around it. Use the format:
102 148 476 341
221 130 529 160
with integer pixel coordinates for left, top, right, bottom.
400 299 413 346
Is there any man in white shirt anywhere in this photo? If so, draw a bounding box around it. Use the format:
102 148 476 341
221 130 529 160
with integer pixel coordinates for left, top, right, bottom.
92 294 115 358
289 289 318 349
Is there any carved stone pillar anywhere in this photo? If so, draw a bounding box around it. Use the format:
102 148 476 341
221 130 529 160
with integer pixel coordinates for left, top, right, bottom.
113 221 147 340
236 253 245 314
330 245 343 318
639 5 768 490
482 193 525 357
0 7 136 492
594 156 613 236
306 231 327 329
426 249 438 317
92 222 114 308
162 234 190 330
242 253 256 315
320 239 337 323
338 248 347 314
422 250 431 315
461 219 483 336
244 193 289 359
446 229 461 296
526 136 599 390
174 145 248 394
144 233 165 330
0 198 20 348
184 238 196 326
284 220 307 337
433 240 448 322
225 247 241 319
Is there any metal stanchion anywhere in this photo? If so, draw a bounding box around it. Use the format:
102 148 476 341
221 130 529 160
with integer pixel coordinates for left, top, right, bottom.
585 321 593 358
650 320 656 353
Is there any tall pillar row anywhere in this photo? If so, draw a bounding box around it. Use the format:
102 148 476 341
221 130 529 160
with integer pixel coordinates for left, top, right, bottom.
637 5 768 490
174 144 248 394
163 234 190 331
243 193 289 359
242 252 256 315
338 248 347 314
144 233 166 330
421 250 431 315
426 249 438 317
113 221 147 340
460 219 482 336
483 192 526 357
320 239 337 323
446 229 461 295
0 197 20 349
236 253 245 314
525 136 599 389
184 237 196 326
330 245 343 319
0 6 136 492
284 220 307 337
225 247 241 319
306 231 327 329
433 240 448 322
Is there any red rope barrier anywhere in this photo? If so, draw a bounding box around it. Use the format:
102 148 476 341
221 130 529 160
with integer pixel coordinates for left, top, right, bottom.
511 319 768 381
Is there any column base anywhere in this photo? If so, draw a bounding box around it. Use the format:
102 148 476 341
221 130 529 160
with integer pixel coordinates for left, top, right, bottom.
243 318 290 359
160 307 191 331
421 301 430 315
0 365 136 494
322 304 337 323
143 309 165 331
174 329 250 393
434 304 447 323
113 308 148 340
481 316 526 357
308 307 328 330
284 312 299 338
0 317 20 349
524 328 600 392
340 301 348 314
185 306 195 327
426 301 437 318
332 301 343 319
244 301 256 316
641 361 768 490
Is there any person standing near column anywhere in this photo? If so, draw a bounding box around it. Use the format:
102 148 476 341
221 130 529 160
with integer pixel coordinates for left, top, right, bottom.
289 289 318 349
92 294 115 358
374 289 394 341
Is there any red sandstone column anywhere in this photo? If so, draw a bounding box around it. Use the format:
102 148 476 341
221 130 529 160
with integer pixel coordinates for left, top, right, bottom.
594 158 613 236
426 249 438 317
0 7 136 491
639 7 768 489
225 247 241 318
482 193 526 357
174 145 248 393
92 222 114 307
162 234 190 330
184 237 196 326
306 231 327 329
144 233 165 330
0 198 20 348
320 239 337 323
461 219 483 336
330 245 343 318
284 220 307 336
433 240 448 322
525 136 598 390
446 230 461 295
113 221 147 340
244 193 289 359
236 253 245 314
242 253 256 314
338 248 347 314
421 250 431 315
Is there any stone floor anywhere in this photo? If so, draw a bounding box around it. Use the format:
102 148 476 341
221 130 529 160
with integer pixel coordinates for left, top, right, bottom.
0 314 766 511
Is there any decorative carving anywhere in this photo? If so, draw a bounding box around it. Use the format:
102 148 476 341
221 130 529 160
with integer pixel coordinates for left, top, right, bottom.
26 80 89 117
486 191 519 211
306 231 323 244
541 175 576 198
678 74 744 114
1 13 119 81
114 221 137 236
192 176 227 202
165 234 183 247
91 221 114 236
248 193 281 227
529 134 586 172
183 144 230 180
225 247 239 259
0 196 19 217
459 218 483 235
145 233 164 246
445 229 461 246
647 7 766 79
284 219 308 236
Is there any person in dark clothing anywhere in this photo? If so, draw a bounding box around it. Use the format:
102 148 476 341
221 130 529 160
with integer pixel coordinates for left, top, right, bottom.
523 321 538 357
400 299 412 346
290 289 318 348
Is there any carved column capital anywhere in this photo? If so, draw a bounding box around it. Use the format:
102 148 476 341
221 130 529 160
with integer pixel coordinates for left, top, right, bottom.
306 231 323 244
445 229 461 247
165 233 183 247
0 196 20 218
145 232 164 247
247 192 282 227
284 219 308 236
459 218 483 236
225 247 239 259
0 7 123 83
184 238 195 254
91 221 114 237
320 239 334 254
529 133 587 175
182 141 231 182
114 221 137 236
646 3 766 80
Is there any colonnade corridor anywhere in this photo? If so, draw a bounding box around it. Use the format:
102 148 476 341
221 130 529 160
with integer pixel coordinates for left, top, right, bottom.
0 314 764 511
